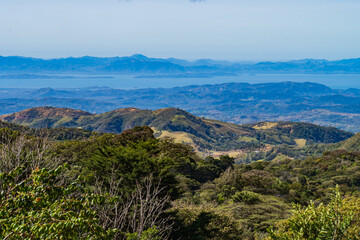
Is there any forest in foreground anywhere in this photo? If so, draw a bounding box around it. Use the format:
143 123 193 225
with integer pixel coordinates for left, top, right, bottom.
1 119 360 239
3 0 359 238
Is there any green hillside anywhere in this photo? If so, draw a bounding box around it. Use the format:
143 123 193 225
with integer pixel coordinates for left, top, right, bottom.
0 117 95 141
0 106 353 152
336 133 360 151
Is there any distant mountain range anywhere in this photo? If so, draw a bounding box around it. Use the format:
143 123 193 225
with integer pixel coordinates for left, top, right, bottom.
0 54 360 74
0 106 353 152
1 82 360 132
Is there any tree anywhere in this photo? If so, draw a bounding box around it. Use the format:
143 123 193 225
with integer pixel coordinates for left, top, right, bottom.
0 129 62 178
94 171 173 240
0 164 115 239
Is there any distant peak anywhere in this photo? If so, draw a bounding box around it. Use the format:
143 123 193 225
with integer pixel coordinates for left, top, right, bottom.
130 54 149 60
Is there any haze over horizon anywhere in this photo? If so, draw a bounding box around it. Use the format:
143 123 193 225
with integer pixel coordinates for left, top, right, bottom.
1 0 359 61
1 53 360 64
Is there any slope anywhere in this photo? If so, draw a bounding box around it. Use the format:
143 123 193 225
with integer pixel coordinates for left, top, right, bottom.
0 107 353 152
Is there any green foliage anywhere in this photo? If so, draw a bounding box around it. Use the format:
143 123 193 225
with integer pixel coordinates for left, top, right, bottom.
0 164 115 239
170 204 245 240
0 127 21 143
1 122 359 240
0 120 96 142
183 149 360 238
55 127 178 197
126 227 161 240
338 132 360 152
274 122 353 144
55 126 234 199
181 167 292 235
231 150 360 205
268 187 358 240
232 190 260 204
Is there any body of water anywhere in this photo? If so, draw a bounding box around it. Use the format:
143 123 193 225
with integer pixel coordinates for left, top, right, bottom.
0 74 360 89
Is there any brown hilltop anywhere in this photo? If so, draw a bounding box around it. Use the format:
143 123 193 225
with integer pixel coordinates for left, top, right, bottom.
112 107 141 113
0 106 93 126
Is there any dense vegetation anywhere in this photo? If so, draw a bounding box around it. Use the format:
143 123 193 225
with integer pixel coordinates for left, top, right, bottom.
0 125 237 239
268 187 360 240
0 120 96 141
1 121 360 239
0 165 115 239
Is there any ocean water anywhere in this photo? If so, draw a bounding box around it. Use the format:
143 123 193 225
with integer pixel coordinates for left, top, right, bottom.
0 74 360 89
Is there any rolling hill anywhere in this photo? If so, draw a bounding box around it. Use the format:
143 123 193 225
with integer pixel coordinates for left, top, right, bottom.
0 117 95 141
0 106 353 152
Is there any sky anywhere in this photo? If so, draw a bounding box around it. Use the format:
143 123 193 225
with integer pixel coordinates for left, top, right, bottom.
0 0 359 61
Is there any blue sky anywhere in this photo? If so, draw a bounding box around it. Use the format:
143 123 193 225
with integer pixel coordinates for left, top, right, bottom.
0 0 359 61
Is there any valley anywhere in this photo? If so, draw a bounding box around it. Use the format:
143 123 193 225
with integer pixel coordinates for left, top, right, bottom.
2 81 360 132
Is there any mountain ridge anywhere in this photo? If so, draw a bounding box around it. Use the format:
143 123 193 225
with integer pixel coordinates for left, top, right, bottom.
0 106 353 152
1 55 360 74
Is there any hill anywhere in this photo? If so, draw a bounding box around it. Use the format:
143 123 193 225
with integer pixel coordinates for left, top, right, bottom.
0 106 353 152
0 116 95 141
335 132 360 151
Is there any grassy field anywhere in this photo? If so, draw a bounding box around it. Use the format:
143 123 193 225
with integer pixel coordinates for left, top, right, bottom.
294 138 307 147
252 122 278 130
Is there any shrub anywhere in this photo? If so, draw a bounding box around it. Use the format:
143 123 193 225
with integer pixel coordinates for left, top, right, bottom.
0 165 115 239
232 191 260 204
170 204 244 240
267 186 359 240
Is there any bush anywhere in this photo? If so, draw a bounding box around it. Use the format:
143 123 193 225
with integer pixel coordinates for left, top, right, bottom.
170 204 245 240
0 165 115 239
267 186 359 240
232 191 260 204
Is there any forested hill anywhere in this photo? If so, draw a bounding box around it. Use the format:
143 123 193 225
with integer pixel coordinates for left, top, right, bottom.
0 118 95 141
0 106 353 151
335 132 360 151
